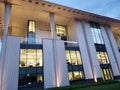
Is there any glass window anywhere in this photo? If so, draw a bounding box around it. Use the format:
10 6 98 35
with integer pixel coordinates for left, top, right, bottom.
97 52 110 64
56 25 67 40
66 50 84 81
68 71 84 81
101 68 113 80
19 49 43 86
90 22 104 44
66 50 82 65
27 20 36 44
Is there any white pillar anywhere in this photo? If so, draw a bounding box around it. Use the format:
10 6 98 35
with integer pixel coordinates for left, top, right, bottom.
82 21 102 81
0 2 11 89
43 39 56 88
55 40 69 87
75 20 93 80
105 26 120 74
2 36 20 90
43 39 69 89
100 26 120 76
50 12 56 39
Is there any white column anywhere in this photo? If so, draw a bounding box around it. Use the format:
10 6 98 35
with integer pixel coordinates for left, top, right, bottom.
75 20 93 80
82 21 102 81
55 40 69 87
100 26 120 76
105 26 120 73
50 12 56 39
0 2 11 89
43 39 69 89
2 36 20 90
43 39 56 89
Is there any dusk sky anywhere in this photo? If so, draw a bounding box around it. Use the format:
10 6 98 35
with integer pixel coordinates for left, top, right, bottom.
46 0 120 20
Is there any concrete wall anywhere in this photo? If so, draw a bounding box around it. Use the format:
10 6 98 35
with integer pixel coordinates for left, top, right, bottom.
43 39 69 89
105 26 120 74
82 21 102 80
43 39 56 88
67 20 77 41
75 20 93 80
100 26 120 76
2 36 20 90
36 21 51 39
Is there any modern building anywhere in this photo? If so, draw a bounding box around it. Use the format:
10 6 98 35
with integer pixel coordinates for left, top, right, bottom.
0 0 120 90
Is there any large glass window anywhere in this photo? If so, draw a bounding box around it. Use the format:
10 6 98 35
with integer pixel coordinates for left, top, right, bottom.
90 22 114 81
56 25 67 40
66 50 82 65
69 71 84 81
27 20 36 44
20 49 42 67
19 49 43 86
66 50 84 81
97 52 110 64
90 22 104 44
101 68 114 80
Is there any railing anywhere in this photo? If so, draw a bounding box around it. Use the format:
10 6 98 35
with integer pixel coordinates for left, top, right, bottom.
21 37 42 44
21 37 79 47
64 40 79 47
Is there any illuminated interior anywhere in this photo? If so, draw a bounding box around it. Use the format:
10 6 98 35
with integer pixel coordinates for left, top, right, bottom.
69 71 84 81
97 52 110 64
66 50 84 81
56 25 67 40
66 50 82 65
20 49 42 67
19 49 43 86
101 68 114 80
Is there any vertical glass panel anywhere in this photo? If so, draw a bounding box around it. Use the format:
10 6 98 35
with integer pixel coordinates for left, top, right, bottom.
27 20 36 44
90 22 104 44
20 49 27 67
101 68 113 80
36 49 42 66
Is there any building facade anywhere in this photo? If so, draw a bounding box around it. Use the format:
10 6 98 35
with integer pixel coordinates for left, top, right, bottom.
0 0 120 90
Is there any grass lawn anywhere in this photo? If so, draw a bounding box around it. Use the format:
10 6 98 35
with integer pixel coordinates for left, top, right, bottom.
46 80 120 90
75 83 120 90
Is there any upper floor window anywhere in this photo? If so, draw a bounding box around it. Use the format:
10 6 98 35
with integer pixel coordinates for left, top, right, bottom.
90 22 104 44
27 20 36 44
56 25 67 40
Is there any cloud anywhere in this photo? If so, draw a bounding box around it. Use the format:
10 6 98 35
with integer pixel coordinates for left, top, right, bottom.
45 0 120 19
